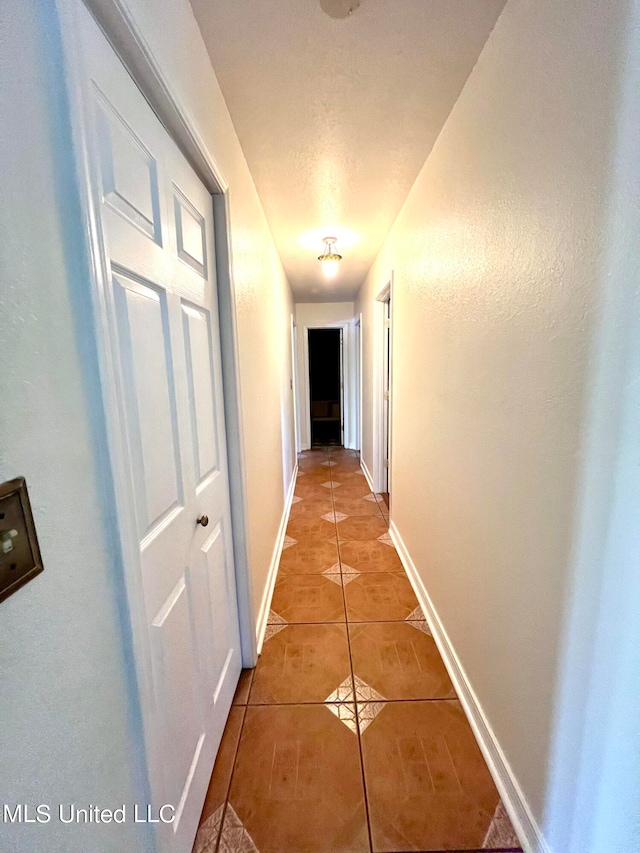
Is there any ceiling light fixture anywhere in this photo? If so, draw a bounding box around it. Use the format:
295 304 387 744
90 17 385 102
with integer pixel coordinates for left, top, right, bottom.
318 237 343 279
319 0 362 19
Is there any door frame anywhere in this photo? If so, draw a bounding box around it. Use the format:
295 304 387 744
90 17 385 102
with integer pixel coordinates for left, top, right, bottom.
302 322 352 448
291 315 301 454
354 314 362 453
55 0 257 813
373 277 393 495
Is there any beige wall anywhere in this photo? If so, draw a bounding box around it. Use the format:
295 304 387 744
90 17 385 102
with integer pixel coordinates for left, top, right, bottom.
0 0 294 849
357 0 637 845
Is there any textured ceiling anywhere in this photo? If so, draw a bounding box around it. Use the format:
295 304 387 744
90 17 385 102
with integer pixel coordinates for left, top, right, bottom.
190 0 506 301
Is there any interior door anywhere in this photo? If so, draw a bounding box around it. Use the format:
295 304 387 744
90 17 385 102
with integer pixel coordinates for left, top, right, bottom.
75 7 241 851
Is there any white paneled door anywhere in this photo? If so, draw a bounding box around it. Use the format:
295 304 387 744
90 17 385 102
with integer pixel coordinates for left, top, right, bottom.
74 8 241 852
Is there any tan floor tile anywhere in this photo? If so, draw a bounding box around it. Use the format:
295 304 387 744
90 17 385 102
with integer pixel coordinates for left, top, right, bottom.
345 573 419 622
297 467 333 482
196 706 245 835
334 496 385 518
332 471 369 485
287 515 337 540
232 669 254 705
360 700 503 852
331 462 363 475
225 704 369 853
295 483 333 501
270 574 346 623
278 537 339 575
337 515 388 541
332 482 375 499
288 499 334 518
250 624 351 704
339 540 404 573
349 622 456 700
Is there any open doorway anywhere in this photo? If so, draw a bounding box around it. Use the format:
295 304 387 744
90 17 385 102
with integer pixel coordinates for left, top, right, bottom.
374 278 392 507
308 328 343 446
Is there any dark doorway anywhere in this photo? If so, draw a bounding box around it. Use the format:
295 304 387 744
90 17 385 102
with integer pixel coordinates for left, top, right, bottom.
308 329 342 446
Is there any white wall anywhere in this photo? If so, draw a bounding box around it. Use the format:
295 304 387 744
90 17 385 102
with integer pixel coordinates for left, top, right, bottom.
0 0 295 849
294 302 356 449
357 0 640 849
0 2 150 851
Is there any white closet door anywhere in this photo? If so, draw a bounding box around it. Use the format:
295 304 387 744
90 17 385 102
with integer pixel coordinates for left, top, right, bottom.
76 7 241 851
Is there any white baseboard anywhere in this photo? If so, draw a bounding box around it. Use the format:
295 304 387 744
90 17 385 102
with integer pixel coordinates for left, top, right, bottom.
255 464 298 654
360 457 375 492
389 519 549 853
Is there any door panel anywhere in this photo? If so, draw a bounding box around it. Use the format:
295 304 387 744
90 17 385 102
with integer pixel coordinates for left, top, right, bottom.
96 96 162 244
112 273 183 532
174 189 207 277
182 303 219 483
150 575 203 812
76 6 242 852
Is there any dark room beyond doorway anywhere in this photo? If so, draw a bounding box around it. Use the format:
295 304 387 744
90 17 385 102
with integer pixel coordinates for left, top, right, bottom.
308 328 342 446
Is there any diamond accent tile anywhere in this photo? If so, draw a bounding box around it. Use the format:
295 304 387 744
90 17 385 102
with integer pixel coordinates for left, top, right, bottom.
291 495 303 504
282 535 297 549
218 804 260 853
297 470 305 476
340 563 360 585
321 460 337 467
193 804 224 853
325 676 355 704
357 701 385 733
263 623 286 641
407 620 432 635
321 512 337 523
353 675 385 703
406 604 426 620
320 481 334 489
265 610 288 641
334 512 349 522
322 571 343 586
483 801 521 849
405 605 430 635
326 702 358 734
363 494 378 503
377 533 394 547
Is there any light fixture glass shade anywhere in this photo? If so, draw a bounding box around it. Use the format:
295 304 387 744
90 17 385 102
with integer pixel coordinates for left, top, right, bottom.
321 258 340 279
317 237 342 279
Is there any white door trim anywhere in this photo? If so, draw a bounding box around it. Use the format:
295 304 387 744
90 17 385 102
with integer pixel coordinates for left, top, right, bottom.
291 316 301 455
354 315 362 453
373 277 393 494
301 322 354 449
55 0 256 672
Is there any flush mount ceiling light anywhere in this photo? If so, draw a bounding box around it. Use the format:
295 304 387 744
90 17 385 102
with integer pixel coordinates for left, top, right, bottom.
318 237 343 279
319 0 362 20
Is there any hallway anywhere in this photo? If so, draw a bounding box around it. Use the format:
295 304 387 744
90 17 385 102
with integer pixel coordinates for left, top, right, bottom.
193 448 522 853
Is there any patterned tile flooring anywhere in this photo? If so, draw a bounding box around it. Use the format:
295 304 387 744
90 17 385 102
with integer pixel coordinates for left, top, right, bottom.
193 447 523 853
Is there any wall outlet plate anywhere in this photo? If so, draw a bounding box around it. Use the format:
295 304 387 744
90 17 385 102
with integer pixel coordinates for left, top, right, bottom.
0 477 44 603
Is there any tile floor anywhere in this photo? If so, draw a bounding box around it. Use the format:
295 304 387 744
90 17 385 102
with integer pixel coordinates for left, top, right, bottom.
193 447 523 853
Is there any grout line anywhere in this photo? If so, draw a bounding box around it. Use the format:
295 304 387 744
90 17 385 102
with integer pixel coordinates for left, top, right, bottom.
335 451 375 853
244 697 460 707
213 701 248 853
380 849 522 853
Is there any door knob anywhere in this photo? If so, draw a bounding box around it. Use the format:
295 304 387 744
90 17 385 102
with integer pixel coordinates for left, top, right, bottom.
197 515 209 527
